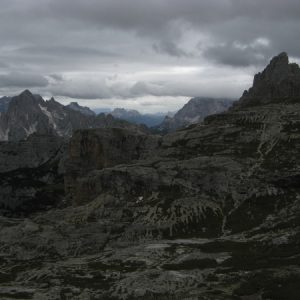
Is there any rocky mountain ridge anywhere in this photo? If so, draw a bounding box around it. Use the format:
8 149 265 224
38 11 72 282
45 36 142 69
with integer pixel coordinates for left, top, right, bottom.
66 102 96 116
110 108 166 127
0 53 300 299
234 52 300 108
0 90 143 141
157 97 233 132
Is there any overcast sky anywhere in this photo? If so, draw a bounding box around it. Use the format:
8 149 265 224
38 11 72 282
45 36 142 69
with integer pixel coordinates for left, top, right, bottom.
0 0 300 113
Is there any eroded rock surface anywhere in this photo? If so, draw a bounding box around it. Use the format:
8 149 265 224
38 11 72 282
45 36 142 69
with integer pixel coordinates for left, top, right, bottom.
65 128 161 204
0 134 66 214
1 53 300 299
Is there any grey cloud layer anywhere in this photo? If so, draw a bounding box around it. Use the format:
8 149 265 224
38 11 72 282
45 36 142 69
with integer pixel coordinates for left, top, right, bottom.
0 72 48 88
0 0 299 106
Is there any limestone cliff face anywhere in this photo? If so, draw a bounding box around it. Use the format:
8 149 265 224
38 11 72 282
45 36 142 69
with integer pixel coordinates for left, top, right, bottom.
234 52 300 108
65 128 161 204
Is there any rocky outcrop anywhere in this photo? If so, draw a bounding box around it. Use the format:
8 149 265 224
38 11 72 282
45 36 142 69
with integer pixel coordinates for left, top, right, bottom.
234 52 300 108
156 97 233 132
0 54 300 299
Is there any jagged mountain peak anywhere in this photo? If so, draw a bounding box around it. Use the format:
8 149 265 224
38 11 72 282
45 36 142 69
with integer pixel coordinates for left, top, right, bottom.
8 90 50 111
258 52 299 83
12 89 37 103
234 52 300 108
112 107 140 116
45 97 64 110
19 89 33 97
48 97 57 103
269 51 288 66
110 108 165 127
13 92 62 109
156 97 233 133
0 91 144 141
66 101 96 116
69 101 80 107
113 108 128 113
8 90 43 113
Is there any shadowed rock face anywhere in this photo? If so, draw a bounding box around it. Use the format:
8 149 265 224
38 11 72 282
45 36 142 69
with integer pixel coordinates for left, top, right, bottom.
0 134 66 214
65 128 161 205
234 52 300 108
0 54 300 299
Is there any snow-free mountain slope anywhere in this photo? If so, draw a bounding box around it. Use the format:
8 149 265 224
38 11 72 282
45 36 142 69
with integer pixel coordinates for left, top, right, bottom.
0 90 144 141
157 97 233 132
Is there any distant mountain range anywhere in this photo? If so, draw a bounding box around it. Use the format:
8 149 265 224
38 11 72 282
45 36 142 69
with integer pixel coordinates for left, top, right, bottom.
66 102 96 116
110 108 166 127
0 91 236 140
0 90 143 141
155 97 234 132
105 100 234 131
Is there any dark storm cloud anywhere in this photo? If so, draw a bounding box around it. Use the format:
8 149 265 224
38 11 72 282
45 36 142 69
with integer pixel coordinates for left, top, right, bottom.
0 61 8 68
49 74 64 82
203 38 274 67
153 41 190 58
16 46 116 58
0 0 299 104
0 72 49 88
47 0 300 34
